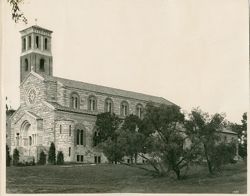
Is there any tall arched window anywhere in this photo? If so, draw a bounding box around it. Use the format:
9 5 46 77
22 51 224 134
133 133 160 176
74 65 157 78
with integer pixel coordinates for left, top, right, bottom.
75 124 86 146
35 36 39 48
69 147 71 157
88 96 97 111
22 37 26 50
104 98 113 113
76 129 85 145
16 133 20 146
44 38 48 50
25 59 29 71
29 136 32 146
120 101 129 117
136 104 143 119
39 59 45 71
69 125 72 136
28 36 31 49
71 92 80 109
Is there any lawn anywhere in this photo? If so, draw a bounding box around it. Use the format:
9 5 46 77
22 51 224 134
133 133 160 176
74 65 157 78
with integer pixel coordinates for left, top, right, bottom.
6 162 247 193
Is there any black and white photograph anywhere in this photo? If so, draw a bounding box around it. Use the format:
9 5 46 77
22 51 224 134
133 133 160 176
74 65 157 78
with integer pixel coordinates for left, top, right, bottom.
1 0 248 194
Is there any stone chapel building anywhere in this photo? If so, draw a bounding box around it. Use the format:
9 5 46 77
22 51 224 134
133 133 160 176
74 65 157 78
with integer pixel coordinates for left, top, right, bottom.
9 25 175 163
9 25 239 164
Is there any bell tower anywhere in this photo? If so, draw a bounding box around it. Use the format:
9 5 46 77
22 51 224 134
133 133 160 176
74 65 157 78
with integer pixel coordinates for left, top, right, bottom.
20 26 53 82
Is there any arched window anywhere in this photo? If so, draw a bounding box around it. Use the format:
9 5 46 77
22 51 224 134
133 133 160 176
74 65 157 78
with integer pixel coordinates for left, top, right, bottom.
25 59 29 71
88 96 97 111
120 101 129 117
69 147 71 157
35 36 39 48
28 36 31 49
136 104 143 119
44 38 48 50
20 121 31 146
16 133 20 146
75 124 86 146
104 98 113 113
22 37 26 50
69 125 72 136
29 136 32 146
71 92 80 109
39 59 45 71
32 134 36 145
76 129 85 145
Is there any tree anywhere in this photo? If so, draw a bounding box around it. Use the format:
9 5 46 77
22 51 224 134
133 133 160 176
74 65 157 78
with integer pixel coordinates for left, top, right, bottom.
95 112 123 163
119 114 144 164
6 145 11 166
13 148 20 166
7 0 27 23
95 112 121 143
230 112 247 159
56 151 64 165
185 108 234 174
100 137 126 164
135 103 197 179
209 141 236 172
38 151 46 165
239 113 247 159
32 157 35 165
48 142 56 165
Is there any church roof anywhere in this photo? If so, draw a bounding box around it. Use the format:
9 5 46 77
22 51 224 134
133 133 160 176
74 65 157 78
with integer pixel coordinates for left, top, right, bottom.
42 74 175 105
46 101 97 115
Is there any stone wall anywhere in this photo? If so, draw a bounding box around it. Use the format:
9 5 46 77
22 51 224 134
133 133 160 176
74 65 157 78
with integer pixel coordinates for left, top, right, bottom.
10 74 56 161
20 73 47 106
57 86 147 117
54 111 108 163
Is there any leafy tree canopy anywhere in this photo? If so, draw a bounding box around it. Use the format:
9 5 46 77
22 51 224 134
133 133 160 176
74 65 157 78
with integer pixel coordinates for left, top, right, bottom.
96 112 121 142
185 108 234 174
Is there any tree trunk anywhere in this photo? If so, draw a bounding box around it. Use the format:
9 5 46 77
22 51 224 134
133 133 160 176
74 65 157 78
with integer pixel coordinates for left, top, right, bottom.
203 144 213 174
138 154 161 175
134 153 138 164
130 156 133 164
173 167 181 180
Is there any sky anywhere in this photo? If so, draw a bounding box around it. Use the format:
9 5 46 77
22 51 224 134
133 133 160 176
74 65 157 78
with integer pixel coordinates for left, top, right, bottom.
1 0 249 123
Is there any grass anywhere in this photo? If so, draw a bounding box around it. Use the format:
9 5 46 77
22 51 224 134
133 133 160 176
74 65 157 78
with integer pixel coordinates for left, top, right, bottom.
6 162 247 193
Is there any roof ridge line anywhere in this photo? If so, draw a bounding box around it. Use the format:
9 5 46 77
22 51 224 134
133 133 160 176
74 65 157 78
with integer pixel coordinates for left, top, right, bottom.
52 75 166 99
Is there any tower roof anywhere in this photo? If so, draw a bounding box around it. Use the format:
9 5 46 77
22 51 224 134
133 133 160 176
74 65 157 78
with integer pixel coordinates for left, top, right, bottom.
20 25 53 35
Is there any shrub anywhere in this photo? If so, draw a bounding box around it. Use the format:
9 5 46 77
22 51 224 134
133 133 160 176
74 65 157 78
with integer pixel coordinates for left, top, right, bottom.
24 161 34 166
48 142 56 164
56 151 64 165
38 151 46 165
6 145 11 166
32 157 36 165
17 162 25 167
210 141 236 172
13 148 20 166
